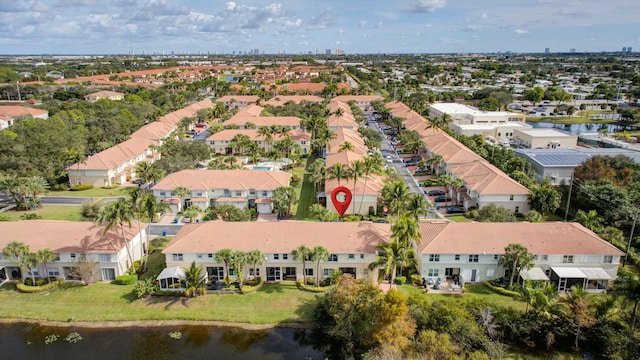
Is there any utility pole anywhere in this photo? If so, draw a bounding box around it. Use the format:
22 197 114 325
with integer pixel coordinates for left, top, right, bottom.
564 172 574 221
16 81 21 101
623 206 639 267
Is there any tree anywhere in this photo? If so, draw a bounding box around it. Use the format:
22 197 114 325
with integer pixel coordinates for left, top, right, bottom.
575 209 603 232
338 141 355 152
246 249 265 280
349 160 365 215
326 162 351 186
524 86 544 104
561 285 595 351
426 153 444 175
182 205 202 223
476 204 515 222
141 192 169 271
272 186 298 218
215 248 234 282
381 180 410 220
2 241 30 280
368 240 416 289
231 250 248 287
96 198 135 273
611 269 640 337
21 253 38 285
309 203 335 222
292 245 311 281
184 261 206 297
67 254 99 285
311 246 329 286
529 182 561 214
172 186 190 212
524 210 544 223
35 248 57 283
499 243 535 288
358 154 384 214
405 193 428 220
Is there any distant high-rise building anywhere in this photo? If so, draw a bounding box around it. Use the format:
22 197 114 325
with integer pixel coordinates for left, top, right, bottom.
569 48 576 53
628 47 633 53
544 47 550 54
325 48 331 55
336 48 344 55
623 47 627 53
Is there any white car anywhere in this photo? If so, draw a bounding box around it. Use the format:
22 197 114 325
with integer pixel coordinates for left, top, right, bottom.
385 155 393 163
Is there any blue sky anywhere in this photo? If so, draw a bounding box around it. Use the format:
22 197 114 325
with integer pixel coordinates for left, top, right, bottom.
1 0 638 55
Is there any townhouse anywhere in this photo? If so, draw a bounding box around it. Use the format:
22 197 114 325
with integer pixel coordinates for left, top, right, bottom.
84 90 125 102
151 169 291 213
223 104 303 130
0 106 49 130
162 221 388 283
159 220 623 293
206 129 311 156
0 221 145 283
332 95 384 113
216 95 260 111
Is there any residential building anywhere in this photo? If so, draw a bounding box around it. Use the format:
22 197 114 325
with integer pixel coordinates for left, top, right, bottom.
416 221 624 293
151 169 291 213
0 106 49 130
0 221 144 283
84 90 125 102
263 95 324 106
216 95 260 111
162 221 389 282
223 104 303 130
332 95 384 112
206 129 310 156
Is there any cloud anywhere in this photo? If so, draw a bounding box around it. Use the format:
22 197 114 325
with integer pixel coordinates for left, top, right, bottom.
359 20 367 28
307 10 334 29
409 0 447 13
515 29 529 34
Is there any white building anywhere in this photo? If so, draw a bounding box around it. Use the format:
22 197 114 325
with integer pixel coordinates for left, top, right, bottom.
429 103 528 140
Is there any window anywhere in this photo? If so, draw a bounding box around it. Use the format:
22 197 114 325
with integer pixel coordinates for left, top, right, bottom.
469 254 479 263
208 254 213 258
235 191 241 196
27 270 39 277
197 253 203 259
262 191 268 197
196 192 203 196
55 254 60 261
454 254 460 261
102 268 116 281
542 255 548 261
603 255 613 264
48 267 60 276
229 268 235 276
429 254 440 262
249 268 260 276
562 255 574 264
249 189 256 195
494 254 499 260
224 189 230 196
274 254 279 260
428 269 439 277
328 254 338 262
323 269 335 277
98 254 110 262
160 191 166 196
348 254 355 259
509 195 514 201
486 269 495 277
360 254 365 259
173 253 184 261
70 253 76 259
283 254 288 260
305 268 314 276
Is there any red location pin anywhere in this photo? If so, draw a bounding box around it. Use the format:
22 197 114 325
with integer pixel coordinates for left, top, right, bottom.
330 186 353 217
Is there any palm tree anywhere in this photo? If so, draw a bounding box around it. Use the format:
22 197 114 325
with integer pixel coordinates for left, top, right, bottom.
326 163 351 186
231 250 248 287
349 160 365 215
357 155 384 214
449 177 464 206
246 249 265 280
96 198 135 273
183 205 202 223
292 245 311 282
215 248 234 283
184 261 206 297
257 126 274 147
405 193 428 221
437 174 454 207
35 248 57 283
381 180 410 220
308 158 326 195
124 187 146 268
22 253 38 285
561 285 595 351
173 186 190 212
426 154 444 175
24 176 49 209
611 269 640 337
575 209 602 232
338 141 355 152
310 246 329 286
2 241 29 280
141 192 169 271
368 240 416 289
133 162 152 184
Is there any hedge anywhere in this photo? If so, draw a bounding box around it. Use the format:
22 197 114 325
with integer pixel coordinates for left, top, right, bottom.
482 281 521 298
16 279 64 293
113 274 138 285
394 276 406 285
70 184 94 191
240 277 264 294
296 279 332 293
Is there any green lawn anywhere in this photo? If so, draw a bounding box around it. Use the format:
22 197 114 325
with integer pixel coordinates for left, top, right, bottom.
397 283 526 312
47 187 126 197
294 156 317 220
445 215 472 222
0 205 84 221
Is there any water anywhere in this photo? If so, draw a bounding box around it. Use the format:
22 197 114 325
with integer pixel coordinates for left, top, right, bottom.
0 323 323 360
529 121 638 135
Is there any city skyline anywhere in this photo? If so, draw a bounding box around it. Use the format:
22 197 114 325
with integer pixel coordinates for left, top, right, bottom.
1 0 638 55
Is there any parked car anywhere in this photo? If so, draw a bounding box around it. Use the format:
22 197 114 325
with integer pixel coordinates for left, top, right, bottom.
427 189 446 196
385 155 393 163
446 206 466 214
434 196 452 203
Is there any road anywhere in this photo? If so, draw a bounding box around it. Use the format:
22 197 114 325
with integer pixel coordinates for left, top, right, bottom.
367 116 439 219
149 224 183 236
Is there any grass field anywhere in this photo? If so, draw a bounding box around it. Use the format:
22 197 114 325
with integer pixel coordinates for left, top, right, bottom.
397 283 526 311
0 205 84 221
47 187 126 197
444 215 472 222
294 156 317 220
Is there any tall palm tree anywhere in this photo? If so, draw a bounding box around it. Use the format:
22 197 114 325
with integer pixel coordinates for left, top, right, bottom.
173 186 190 212
308 158 326 195
124 187 146 269
338 141 355 152
22 253 38 285
24 176 49 209
96 198 135 273
327 163 351 187
310 246 329 287
405 193 428 221
215 248 235 283
368 240 416 289
2 241 29 280
611 269 640 337
292 245 311 281
133 162 152 184
357 154 384 214
381 180 410 220
231 250 248 287
35 248 57 283
141 192 169 271
449 177 465 206
426 154 444 175
349 160 365 215
561 285 595 351
246 249 265 280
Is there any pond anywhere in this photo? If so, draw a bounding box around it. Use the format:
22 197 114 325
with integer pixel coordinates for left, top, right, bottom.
529 121 638 135
0 322 323 360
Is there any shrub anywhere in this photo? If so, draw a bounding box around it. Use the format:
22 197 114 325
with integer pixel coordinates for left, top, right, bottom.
394 276 406 285
101 184 119 189
23 278 47 286
70 184 94 191
20 213 43 220
342 214 361 222
296 279 331 293
133 278 158 298
305 276 315 286
16 279 64 293
50 183 68 191
291 174 301 183
482 281 521 298
114 274 138 285
154 289 185 297
0 215 10 221
241 277 264 294
411 274 422 286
